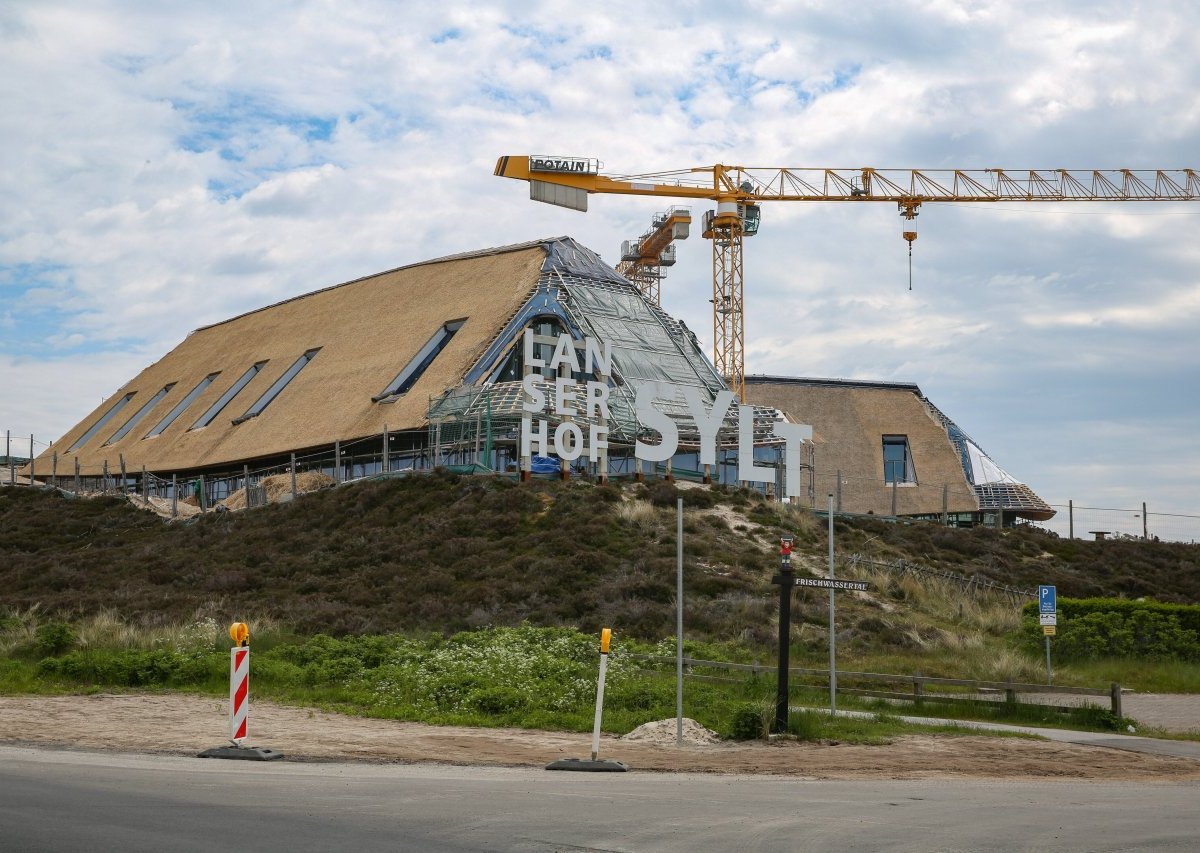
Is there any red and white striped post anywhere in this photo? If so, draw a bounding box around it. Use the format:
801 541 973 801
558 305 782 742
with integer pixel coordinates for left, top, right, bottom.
198 622 280 760
229 622 250 744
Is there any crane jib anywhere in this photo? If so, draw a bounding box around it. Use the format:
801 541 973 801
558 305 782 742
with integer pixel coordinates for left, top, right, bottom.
529 156 600 175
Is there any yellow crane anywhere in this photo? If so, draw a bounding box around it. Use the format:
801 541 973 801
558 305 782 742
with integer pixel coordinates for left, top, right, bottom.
495 156 1199 400
615 206 692 305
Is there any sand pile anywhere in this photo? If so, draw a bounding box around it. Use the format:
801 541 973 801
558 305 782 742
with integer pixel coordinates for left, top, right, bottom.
219 471 334 510
621 718 722 745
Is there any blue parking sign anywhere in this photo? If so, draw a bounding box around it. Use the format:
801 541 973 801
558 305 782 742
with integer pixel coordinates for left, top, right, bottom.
1039 585 1057 614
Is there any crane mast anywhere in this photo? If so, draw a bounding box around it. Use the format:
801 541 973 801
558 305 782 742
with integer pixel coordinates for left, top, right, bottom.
495 156 1199 400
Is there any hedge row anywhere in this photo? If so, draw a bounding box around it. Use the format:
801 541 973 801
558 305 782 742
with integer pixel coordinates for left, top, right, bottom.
1022 598 1200 662
1024 597 1200 634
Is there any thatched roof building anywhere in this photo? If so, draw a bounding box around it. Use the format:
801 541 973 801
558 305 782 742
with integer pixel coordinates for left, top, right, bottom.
744 376 1054 522
31 236 1051 525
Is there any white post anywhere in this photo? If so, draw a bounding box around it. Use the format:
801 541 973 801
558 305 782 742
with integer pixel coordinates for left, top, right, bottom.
591 628 612 761
828 493 837 714
676 497 684 747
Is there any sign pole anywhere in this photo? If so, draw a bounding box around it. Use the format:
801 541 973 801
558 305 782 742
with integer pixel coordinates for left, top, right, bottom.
828 493 837 715
773 534 795 733
676 497 684 747
1039 584 1057 686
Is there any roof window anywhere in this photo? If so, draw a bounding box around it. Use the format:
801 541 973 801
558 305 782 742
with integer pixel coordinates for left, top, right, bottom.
191 362 267 429
373 320 465 402
145 373 220 438
233 349 320 424
104 383 177 445
67 393 136 452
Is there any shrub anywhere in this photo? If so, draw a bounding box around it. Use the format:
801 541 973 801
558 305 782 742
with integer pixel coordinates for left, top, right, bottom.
1023 601 1200 662
647 482 680 508
728 701 770 740
467 685 526 715
35 621 77 656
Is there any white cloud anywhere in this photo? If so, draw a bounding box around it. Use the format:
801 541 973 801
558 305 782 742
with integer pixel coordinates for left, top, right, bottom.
2 0 1199 520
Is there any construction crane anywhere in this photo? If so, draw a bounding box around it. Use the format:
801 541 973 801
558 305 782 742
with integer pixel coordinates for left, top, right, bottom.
615 206 691 305
495 156 1200 400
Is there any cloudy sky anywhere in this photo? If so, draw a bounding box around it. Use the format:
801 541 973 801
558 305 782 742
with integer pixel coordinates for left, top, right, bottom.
2 1 1197 535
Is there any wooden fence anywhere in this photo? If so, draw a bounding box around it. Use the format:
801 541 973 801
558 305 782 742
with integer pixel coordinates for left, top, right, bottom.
628 654 1123 717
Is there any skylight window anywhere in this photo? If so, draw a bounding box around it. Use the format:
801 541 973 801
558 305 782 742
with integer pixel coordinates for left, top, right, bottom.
67 393 136 452
104 383 177 445
373 320 465 402
232 349 320 424
191 362 267 429
146 373 220 438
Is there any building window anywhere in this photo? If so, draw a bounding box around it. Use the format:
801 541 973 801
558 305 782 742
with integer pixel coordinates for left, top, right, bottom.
67 393 136 452
491 317 591 384
146 373 220 438
233 348 320 424
373 320 465 402
104 383 177 445
191 362 267 429
883 435 916 484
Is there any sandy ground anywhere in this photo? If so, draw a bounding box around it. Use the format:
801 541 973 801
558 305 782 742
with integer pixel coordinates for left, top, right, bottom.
1 693 1198 781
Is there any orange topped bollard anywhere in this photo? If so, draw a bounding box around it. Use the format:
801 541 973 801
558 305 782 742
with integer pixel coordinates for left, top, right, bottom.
229 622 249 647
545 627 628 772
198 621 282 761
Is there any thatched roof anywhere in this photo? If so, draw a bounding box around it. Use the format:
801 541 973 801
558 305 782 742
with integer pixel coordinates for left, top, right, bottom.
42 240 553 474
745 375 1053 520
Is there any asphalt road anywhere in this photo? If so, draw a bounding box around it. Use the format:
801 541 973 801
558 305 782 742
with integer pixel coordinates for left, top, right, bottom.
2 746 1198 852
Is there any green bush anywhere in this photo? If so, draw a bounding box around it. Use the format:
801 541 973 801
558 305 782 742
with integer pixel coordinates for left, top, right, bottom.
1025 598 1200 636
467 685 526 714
728 702 768 740
37 648 224 687
35 621 77 656
1023 601 1200 662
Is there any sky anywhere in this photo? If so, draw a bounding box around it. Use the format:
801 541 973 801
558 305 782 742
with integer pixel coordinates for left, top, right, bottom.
2 0 1198 536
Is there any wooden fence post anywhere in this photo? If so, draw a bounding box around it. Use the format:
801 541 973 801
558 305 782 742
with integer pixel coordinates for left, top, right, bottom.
335 440 342 483
290 453 297 499
74 457 80 493
171 474 177 518
382 424 389 474
1111 683 1122 719
51 451 57 490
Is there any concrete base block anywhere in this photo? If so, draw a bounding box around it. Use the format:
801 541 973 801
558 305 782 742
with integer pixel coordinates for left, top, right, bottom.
545 758 629 772
198 745 284 761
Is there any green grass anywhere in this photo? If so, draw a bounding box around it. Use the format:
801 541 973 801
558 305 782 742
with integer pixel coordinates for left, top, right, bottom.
3 473 1198 744
1049 659 1200 694
0 619 1056 743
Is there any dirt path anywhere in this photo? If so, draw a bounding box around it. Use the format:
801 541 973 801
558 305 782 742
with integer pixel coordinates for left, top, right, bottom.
1 693 1198 781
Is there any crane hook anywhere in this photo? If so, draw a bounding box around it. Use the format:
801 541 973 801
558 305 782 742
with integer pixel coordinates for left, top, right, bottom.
899 201 920 291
